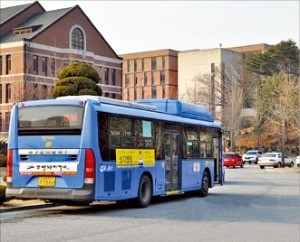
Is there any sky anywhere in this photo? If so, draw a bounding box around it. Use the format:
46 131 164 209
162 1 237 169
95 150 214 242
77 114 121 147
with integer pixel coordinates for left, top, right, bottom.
1 0 299 55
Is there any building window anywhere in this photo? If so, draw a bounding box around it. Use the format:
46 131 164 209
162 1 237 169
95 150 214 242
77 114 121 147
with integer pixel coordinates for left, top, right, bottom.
151 58 157 70
33 55 38 73
33 84 38 100
162 56 166 69
105 68 109 85
6 83 11 103
6 55 11 74
111 69 116 86
160 71 165 85
127 89 130 101
0 56 2 75
0 112 2 132
142 88 144 99
112 93 116 99
162 86 165 98
105 93 109 98
71 27 84 50
134 75 138 86
142 59 144 71
134 89 137 100
151 72 154 85
152 86 157 98
5 112 10 132
144 72 147 85
125 74 130 87
98 66 103 83
42 57 47 75
0 84 2 104
42 85 47 99
211 63 215 76
51 58 55 77
134 60 137 72
127 60 130 73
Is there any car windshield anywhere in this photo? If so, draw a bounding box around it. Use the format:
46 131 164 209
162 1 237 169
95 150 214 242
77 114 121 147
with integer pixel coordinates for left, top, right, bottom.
223 154 233 158
262 153 277 157
246 151 257 155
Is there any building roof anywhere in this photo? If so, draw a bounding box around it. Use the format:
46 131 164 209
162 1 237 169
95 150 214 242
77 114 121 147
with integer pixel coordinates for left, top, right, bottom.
119 49 179 59
0 2 34 25
0 7 73 43
0 1 120 59
227 43 271 53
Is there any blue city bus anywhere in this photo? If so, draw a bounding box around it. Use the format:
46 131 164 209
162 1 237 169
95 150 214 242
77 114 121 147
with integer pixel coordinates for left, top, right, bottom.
6 96 223 207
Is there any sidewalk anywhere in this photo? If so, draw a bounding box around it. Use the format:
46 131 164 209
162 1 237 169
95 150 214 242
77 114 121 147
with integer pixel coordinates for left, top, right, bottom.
1 199 47 212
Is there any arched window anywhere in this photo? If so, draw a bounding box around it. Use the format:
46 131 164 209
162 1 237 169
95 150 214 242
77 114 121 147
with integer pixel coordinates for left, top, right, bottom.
71 27 84 50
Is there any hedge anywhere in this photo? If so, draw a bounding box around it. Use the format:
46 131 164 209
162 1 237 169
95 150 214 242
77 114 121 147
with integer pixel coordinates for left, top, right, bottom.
0 154 6 167
0 185 6 204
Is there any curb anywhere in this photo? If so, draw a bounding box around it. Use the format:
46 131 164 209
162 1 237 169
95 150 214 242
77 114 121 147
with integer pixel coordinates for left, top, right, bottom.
264 167 300 173
0 203 53 213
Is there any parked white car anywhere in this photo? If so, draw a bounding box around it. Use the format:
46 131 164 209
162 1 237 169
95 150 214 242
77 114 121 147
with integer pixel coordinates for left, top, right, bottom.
242 150 262 164
295 156 300 167
258 152 294 169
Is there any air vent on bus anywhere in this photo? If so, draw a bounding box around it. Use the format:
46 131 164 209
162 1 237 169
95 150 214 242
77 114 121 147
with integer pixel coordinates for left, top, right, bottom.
122 171 131 190
104 171 115 192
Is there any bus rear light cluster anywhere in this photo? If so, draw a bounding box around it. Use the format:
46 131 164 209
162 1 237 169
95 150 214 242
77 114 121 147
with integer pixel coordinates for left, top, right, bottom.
84 149 95 184
6 149 13 182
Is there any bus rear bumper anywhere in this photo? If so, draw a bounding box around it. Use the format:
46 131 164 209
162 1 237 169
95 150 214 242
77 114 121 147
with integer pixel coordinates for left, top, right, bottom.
5 184 94 203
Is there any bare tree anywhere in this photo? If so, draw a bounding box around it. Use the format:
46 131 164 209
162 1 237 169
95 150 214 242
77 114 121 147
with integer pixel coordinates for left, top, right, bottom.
255 72 300 166
184 63 247 151
222 69 245 151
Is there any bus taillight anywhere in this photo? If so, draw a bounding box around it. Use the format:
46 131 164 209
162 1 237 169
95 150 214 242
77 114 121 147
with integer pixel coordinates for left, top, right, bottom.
84 149 95 184
7 149 13 183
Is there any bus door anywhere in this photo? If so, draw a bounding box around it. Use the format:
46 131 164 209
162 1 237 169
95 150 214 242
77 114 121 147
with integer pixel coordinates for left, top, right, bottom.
213 131 223 185
164 132 180 191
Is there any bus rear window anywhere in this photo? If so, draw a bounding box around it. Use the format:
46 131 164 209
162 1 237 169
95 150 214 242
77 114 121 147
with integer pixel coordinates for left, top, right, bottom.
18 106 84 135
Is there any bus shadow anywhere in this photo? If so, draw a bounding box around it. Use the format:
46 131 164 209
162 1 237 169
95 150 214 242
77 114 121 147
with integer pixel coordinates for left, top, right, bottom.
50 192 200 215
49 190 300 225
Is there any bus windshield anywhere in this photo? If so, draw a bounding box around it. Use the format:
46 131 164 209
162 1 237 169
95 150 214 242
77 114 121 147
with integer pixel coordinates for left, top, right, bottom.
18 105 84 134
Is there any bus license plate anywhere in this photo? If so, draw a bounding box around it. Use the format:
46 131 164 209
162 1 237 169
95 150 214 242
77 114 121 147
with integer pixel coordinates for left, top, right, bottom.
38 177 55 187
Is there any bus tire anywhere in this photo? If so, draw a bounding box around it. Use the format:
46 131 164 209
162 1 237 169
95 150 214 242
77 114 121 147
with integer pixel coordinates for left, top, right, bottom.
199 171 209 197
136 175 152 208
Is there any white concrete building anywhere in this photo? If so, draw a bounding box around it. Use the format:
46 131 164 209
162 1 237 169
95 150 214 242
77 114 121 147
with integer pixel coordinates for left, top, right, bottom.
178 48 243 122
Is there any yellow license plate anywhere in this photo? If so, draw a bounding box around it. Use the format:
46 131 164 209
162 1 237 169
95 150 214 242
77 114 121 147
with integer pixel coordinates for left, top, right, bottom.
38 177 55 187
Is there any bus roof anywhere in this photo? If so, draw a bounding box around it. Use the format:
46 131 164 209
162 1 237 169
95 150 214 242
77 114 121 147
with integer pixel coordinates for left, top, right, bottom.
19 96 221 129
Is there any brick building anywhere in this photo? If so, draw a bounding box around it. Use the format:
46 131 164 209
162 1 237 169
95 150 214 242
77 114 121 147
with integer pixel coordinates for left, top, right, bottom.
120 49 178 101
227 43 271 54
0 1 122 139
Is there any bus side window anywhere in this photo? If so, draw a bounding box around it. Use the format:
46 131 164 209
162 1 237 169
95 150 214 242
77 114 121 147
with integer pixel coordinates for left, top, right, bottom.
98 112 110 161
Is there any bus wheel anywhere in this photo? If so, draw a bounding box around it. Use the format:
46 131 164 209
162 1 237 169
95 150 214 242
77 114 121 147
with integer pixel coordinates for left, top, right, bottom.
199 171 209 197
136 175 152 208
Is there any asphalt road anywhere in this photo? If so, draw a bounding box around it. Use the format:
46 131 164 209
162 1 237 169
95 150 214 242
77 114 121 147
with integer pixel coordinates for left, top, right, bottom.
1 165 300 242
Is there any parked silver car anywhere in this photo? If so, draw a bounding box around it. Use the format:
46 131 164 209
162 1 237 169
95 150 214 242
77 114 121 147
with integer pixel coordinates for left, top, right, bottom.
242 150 262 164
258 152 294 169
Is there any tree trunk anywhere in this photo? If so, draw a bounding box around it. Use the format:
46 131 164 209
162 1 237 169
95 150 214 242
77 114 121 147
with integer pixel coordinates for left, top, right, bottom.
281 120 287 167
